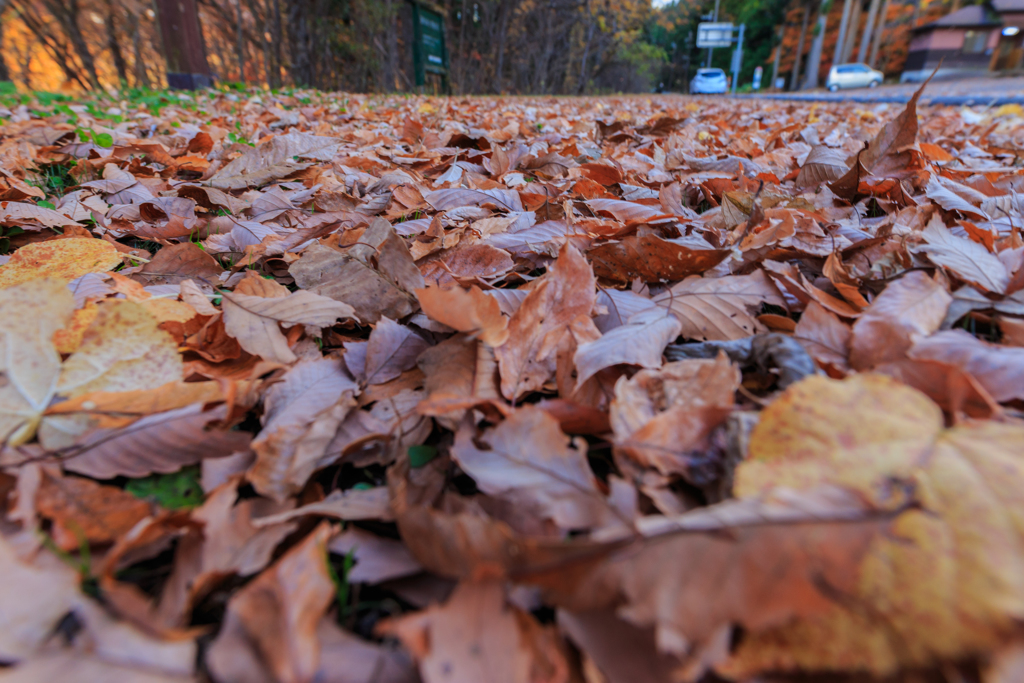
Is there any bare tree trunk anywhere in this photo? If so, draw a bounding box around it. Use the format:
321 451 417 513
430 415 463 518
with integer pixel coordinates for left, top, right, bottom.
578 1 596 94
129 10 150 87
790 1 810 91
235 0 245 81
840 0 861 63
103 0 130 86
494 0 512 93
803 0 827 89
833 0 853 65
271 0 282 86
13 0 91 89
868 0 891 68
0 3 10 82
49 0 102 89
857 0 881 63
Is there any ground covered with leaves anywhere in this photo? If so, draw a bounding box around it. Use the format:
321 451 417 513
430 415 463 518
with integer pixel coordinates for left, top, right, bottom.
1 86 1024 683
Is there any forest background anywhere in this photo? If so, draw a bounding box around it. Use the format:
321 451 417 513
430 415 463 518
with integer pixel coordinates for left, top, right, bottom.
0 0 962 99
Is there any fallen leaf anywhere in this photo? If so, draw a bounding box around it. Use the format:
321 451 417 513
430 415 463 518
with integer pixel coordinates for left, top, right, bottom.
918 215 1009 294
416 285 509 346
793 301 851 374
495 243 597 400
36 470 152 550
652 271 787 341
250 359 359 502
0 239 122 288
222 289 358 364
378 580 570 683
452 406 608 531
0 279 73 445
206 524 336 683
588 234 728 283
137 242 222 286
574 306 682 385
909 329 1024 402
848 271 951 370
328 527 422 583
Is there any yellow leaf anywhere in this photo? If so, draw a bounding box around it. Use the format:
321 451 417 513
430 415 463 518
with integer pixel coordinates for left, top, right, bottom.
141 298 198 324
993 103 1023 118
722 374 1024 677
39 300 185 449
0 279 74 444
52 302 98 354
0 239 122 289
56 300 183 398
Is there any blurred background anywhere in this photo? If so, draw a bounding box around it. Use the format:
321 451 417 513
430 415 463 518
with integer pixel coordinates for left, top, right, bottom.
0 0 1017 95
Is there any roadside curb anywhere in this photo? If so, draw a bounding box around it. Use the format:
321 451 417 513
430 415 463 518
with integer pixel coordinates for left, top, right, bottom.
734 93 1024 106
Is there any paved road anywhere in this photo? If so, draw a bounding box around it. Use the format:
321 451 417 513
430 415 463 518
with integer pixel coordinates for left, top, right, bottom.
737 76 1024 106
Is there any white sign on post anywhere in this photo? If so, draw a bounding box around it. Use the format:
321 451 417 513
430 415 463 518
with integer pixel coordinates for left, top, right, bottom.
696 22 734 48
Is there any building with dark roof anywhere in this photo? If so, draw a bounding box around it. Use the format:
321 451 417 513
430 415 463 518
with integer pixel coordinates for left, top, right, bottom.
901 1 1024 81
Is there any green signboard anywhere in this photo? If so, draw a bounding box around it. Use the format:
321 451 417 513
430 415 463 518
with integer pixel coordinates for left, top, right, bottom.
412 2 448 88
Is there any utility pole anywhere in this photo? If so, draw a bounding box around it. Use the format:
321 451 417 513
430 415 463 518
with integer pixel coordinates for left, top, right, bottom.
731 23 745 93
771 24 784 89
154 0 214 89
707 0 721 67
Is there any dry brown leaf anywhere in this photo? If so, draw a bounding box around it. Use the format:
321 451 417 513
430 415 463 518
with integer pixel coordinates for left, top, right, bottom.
652 270 787 341
157 479 296 626
289 243 417 324
495 243 597 400
574 306 682 385
909 329 1024 402
0 533 83 660
351 317 430 386
206 523 336 683
452 406 609 531
36 470 152 550
250 359 359 502
848 271 951 370
610 354 738 478
0 200 82 228
793 301 851 374
221 289 358 364
137 242 222 286
795 145 848 188
209 132 340 190
378 580 570 683
918 215 1009 294
55 402 251 478
416 285 510 346
587 234 728 284
328 527 422 583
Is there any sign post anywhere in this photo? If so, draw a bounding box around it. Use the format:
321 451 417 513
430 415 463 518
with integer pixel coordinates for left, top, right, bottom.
411 1 449 92
696 22 734 49
696 22 745 92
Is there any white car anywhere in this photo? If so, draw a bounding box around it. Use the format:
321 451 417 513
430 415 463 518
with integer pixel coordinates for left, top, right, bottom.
826 63 884 91
690 68 728 94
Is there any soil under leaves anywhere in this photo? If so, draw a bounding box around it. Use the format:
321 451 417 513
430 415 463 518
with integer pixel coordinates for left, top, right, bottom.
1 88 1024 683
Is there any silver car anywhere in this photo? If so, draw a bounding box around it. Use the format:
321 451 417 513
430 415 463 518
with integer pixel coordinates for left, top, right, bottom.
826 63 884 91
690 68 728 94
